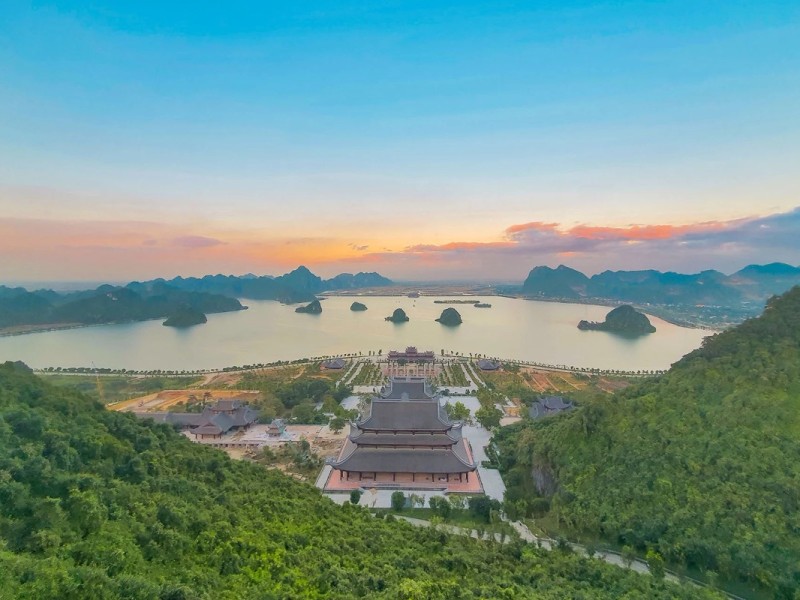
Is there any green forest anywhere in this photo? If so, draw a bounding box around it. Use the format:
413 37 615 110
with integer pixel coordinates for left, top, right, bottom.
0 361 719 599
497 286 800 597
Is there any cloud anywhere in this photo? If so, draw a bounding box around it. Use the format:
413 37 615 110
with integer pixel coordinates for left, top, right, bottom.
1 208 798 282
341 207 800 279
171 235 226 248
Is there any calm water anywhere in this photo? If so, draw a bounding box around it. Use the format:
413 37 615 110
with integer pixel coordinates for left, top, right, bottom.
0 296 709 371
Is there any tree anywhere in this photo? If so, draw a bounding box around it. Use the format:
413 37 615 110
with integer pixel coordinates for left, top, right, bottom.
329 416 346 434
475 405 502 429
468 496 501 523
622 545 636 568
350 489 362 505
646 549 666 580
391 491 406 512
444 401 471 424
429 496 451 520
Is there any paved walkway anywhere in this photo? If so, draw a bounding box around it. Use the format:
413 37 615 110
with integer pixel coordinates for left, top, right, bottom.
395 515 683 585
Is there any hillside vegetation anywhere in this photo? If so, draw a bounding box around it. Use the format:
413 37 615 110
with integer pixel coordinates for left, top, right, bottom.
0 362 718 599
0 282 243 330
497 286 800 596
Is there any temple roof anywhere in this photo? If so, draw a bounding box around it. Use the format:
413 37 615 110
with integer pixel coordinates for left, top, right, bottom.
358 399 451 432
349 430 460 447
332 442 476 474
380 377 436 400
133 400 258 435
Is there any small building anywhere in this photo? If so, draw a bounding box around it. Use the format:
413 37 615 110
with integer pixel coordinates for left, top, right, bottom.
266 418 286 437
134 397 258 439
529 396 574 419
387 347 435 363
321 358 346 370
477 359 501 371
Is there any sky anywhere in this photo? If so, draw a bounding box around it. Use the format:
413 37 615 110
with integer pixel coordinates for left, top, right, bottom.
1 0 799 283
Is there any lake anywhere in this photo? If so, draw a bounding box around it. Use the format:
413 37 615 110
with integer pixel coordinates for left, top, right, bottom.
0 296 709 371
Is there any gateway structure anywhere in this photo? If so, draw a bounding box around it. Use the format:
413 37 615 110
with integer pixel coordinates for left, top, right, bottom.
325 377 481 493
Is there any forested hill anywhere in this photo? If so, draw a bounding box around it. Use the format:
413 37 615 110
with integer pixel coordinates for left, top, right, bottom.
0 363 717 599
0 268 392 331
497 286 800 597
0 282 244 330
520 262 800 308
163 267 393 303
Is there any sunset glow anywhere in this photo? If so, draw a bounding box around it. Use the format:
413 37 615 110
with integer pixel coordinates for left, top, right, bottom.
1 1 799 283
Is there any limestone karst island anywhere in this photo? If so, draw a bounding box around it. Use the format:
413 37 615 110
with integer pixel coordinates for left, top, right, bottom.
578 305 657 335
162 306 208 328
385 308 409 323
295 299 323 314
436 307 463 326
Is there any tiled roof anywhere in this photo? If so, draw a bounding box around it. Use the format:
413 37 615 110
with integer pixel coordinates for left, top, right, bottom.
332 445 475 473
359 400 451 431
349 430 460 447
380 378 435 400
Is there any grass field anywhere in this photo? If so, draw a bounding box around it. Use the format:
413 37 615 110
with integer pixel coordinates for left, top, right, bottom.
41 373 203 404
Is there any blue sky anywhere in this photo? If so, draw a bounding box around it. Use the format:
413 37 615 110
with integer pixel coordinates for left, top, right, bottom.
1 1 799 280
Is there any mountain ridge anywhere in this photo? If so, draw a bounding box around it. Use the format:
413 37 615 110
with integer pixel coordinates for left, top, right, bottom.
521 262 800 308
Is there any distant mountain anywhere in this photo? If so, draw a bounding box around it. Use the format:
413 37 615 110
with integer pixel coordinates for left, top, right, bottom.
1 266 391 333
0 283 243 330
161 267 393 303
521 263 800 308
730 263 800 297
324 272 392 289
522 265 588 298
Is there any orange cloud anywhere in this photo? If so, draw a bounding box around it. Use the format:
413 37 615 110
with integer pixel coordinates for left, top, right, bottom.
1 208 797 283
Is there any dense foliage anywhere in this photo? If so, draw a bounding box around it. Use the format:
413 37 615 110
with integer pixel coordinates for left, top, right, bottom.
0 362 718 598
497 287 800 596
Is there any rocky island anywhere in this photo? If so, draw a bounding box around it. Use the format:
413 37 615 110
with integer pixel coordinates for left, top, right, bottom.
163 306 208 328
295 299 322 314
350 301 368 311
578 305 656 335
435 307 462 326
385 308 409 323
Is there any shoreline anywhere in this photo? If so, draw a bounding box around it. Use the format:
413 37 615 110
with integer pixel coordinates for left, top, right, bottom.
0 306 248 338
32 353 667 378
324 290 729 331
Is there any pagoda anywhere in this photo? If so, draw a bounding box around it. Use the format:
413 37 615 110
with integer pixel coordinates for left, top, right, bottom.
326 377 480 492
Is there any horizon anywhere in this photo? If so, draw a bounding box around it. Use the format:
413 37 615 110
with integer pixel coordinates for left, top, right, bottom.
3 258 800 293
2 1 799 280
